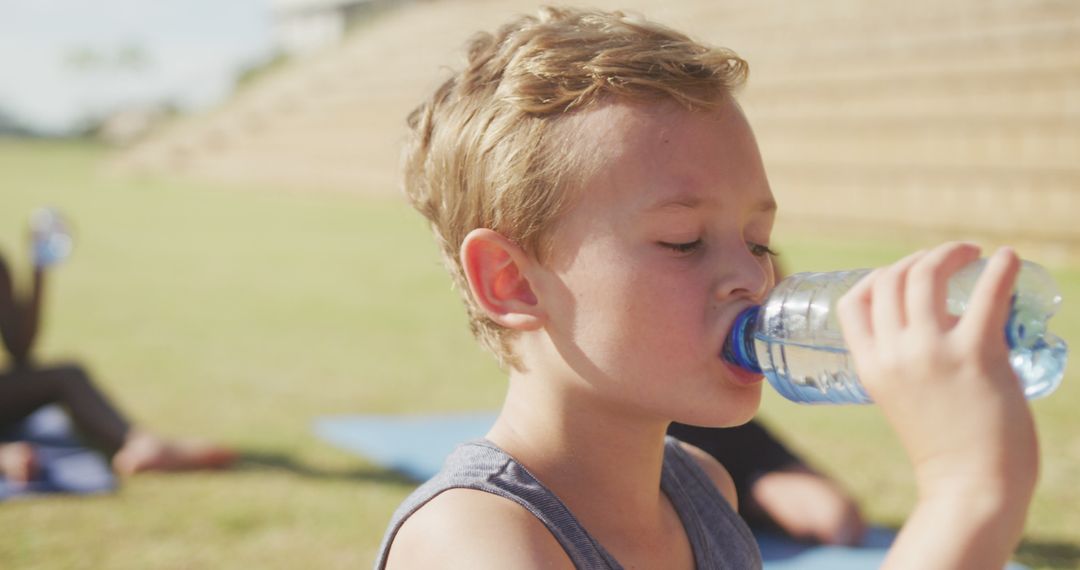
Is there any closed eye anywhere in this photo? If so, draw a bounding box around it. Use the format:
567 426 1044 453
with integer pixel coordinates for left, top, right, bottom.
659 240 703 254
749 243 779 258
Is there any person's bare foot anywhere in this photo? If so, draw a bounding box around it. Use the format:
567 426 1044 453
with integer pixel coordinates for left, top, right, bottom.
112 431 236 476
0 442 39 485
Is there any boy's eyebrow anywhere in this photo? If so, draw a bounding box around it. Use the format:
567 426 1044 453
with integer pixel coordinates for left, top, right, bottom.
644 193 777 214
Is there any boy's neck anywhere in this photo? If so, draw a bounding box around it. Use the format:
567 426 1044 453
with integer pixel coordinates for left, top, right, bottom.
487 368 675 536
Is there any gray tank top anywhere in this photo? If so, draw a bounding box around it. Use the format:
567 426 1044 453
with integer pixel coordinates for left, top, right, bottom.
374 436 762 569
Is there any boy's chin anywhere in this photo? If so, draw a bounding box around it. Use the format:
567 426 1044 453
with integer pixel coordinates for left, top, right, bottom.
676 380 763 428
675 408 759 429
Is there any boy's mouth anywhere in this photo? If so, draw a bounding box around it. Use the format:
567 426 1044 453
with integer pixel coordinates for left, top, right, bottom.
722 357 764 386
717 302 768 386
717 303 764 386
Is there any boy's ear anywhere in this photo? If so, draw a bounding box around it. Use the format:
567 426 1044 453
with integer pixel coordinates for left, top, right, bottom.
460 229 544 331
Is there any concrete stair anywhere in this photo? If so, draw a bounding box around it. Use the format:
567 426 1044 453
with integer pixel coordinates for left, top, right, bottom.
111 0 1080 258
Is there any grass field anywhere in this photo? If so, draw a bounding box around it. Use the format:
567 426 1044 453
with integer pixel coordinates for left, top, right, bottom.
1 139 1077 569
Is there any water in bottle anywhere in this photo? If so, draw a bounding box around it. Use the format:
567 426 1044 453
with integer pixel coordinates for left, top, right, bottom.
723 259 1067 404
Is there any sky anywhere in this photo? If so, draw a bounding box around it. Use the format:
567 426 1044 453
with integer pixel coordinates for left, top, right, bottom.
0 0 276 134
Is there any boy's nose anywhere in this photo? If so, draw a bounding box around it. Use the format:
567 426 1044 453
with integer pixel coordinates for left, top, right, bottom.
713 247 771 303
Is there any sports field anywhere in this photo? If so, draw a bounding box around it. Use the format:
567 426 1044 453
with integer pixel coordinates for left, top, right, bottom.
1 140 1077 568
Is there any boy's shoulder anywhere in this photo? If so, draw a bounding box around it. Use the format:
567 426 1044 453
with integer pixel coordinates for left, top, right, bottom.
675 440 739 510
384 487 574 570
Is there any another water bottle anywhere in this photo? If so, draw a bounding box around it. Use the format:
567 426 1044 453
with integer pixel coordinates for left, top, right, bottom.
723 259 1067 404
30 208 73 268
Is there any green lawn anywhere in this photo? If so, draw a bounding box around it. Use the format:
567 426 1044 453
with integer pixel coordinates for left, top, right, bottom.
0 140 1077 568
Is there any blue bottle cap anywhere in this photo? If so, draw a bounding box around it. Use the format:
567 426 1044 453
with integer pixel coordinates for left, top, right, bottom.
722 306 762 373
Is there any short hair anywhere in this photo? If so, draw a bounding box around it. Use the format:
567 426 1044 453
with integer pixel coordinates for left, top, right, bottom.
402 6 749 370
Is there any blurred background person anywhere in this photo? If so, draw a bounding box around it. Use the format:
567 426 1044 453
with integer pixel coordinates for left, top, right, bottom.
0 210 235 485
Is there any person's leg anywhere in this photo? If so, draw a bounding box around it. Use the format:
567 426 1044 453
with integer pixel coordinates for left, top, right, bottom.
0 441 38 484
0 364 131 454
0 364 235 475
0 363 127 484
111 430 236 476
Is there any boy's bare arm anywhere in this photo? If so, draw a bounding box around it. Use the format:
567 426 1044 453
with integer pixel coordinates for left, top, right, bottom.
385 488 574 570
838 243 1037 569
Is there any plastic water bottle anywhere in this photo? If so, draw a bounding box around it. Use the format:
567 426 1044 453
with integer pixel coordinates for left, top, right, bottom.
30 208 73 268
723 259 1067 404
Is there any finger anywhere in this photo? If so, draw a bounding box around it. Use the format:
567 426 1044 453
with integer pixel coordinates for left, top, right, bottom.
904 242 981 331
837 268 879 356
957 247 1021 344
871 250 926 336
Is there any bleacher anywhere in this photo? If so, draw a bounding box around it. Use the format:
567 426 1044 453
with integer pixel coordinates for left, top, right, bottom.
112 0 1080 258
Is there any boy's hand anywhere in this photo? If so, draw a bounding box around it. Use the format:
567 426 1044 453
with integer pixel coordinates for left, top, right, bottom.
837 242 1038 568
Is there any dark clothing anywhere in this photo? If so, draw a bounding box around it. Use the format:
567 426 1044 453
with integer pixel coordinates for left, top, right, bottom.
667 420 802 530
0 365 130 455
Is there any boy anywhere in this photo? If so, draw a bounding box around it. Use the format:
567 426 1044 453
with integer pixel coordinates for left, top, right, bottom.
377 7 1037 569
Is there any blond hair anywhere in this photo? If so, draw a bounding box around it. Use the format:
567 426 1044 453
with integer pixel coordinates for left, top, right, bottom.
402 6 748 370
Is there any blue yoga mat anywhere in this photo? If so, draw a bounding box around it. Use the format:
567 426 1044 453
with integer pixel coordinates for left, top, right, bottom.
0 405 117 500
315 412 497 482
315 412 1028 569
